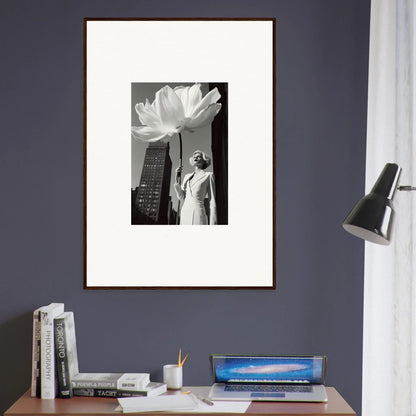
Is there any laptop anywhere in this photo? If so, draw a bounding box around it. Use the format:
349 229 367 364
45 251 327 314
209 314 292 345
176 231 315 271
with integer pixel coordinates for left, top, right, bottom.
208 354 328 402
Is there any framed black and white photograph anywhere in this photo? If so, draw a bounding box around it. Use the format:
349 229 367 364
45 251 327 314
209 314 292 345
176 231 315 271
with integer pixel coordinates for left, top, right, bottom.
84 18 275 288
131 82 228 226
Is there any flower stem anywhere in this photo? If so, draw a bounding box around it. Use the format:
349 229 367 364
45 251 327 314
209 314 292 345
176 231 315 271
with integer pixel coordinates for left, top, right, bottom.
176 133 183 224
179 132 183 167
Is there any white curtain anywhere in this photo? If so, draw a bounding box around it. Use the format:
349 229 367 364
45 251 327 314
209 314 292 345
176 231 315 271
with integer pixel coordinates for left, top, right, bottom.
363 1 416 416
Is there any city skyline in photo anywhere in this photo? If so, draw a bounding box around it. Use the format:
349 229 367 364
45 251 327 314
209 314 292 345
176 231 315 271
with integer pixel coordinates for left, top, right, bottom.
131 82 214 212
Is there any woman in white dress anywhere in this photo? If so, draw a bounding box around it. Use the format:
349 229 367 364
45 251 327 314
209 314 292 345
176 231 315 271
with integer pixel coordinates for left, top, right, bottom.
174 150 217 225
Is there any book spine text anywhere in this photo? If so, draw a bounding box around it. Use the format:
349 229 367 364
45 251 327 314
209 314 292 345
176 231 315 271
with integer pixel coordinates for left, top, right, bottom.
73 388 148 398
72 380 118 388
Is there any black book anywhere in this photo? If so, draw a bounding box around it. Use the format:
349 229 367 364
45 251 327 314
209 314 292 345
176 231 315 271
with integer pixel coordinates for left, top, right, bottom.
54 312 79 398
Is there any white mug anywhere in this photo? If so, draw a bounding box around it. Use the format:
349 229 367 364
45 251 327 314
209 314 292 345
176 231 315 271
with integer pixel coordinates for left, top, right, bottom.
163 364 183 389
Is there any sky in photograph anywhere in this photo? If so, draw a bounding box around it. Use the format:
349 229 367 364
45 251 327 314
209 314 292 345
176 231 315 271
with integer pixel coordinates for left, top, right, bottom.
131 82 214 207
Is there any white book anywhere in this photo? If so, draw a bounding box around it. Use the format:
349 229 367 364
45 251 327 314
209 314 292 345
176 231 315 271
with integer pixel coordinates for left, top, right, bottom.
72 373 150 390
118 393 199 413
40 303 64 399
117 374 150 391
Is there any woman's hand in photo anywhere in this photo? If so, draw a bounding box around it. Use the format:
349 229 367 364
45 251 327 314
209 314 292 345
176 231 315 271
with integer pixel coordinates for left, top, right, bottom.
175 166 183 183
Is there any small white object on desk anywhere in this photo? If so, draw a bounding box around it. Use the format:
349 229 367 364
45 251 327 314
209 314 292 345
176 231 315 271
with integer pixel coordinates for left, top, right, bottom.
163 364 183 389
117 393 251 414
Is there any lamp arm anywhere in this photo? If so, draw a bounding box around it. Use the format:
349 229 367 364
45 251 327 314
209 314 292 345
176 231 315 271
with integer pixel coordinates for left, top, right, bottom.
398 186 416 191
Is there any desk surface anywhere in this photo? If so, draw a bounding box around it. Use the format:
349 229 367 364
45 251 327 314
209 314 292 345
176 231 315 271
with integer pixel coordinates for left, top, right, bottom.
5 387 356 416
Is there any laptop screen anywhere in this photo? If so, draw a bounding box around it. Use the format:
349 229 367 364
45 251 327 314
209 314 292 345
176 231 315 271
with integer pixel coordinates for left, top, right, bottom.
211 355 326 385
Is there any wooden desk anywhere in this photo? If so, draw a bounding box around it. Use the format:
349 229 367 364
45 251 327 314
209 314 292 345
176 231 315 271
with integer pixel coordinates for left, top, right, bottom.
5 387 356 416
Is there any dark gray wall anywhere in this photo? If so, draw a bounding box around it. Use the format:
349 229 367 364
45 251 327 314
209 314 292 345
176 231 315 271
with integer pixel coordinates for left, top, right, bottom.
0 1 370 415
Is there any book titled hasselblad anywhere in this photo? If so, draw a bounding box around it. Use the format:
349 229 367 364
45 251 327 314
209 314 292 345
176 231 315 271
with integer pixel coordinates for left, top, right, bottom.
40 303 65 399
31 307 42 397
72 373 150 390
54 311 80 398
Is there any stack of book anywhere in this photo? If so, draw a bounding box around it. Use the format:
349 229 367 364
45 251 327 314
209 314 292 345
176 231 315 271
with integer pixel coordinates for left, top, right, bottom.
71 375 166 398
31 302 167 399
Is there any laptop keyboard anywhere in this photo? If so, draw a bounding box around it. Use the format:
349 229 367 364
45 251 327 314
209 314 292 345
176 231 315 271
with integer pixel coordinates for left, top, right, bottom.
224 385 313 393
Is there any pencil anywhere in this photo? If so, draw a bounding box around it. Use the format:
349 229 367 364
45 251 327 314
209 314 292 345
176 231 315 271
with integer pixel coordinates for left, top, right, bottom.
180 353 189 367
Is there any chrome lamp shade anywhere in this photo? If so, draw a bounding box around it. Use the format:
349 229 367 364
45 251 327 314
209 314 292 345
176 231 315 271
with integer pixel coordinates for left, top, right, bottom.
342 163 401 245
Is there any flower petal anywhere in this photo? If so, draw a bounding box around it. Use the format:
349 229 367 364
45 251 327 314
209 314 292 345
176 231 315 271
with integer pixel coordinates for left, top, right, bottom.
174 83 202 118
185 103 222 130
154 86 185 131
135 100 161 128
131 126 169 142
190 87 221 118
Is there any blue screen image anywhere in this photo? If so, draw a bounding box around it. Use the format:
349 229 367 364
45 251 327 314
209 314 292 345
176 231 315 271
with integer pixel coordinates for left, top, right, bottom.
213 356 324 384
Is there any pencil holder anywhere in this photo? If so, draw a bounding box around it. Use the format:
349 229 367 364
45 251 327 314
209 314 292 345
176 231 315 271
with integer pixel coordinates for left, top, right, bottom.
163 364 183 389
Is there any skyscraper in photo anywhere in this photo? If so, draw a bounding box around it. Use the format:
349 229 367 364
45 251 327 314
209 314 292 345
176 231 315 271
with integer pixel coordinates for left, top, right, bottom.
210 82 228 224
132 141 172 224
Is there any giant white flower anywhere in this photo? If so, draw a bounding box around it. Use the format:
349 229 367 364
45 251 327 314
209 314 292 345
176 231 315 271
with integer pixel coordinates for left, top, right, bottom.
131 83 222 142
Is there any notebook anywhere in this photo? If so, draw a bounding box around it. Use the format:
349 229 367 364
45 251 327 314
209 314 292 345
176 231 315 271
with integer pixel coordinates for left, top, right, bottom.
208 354 328 402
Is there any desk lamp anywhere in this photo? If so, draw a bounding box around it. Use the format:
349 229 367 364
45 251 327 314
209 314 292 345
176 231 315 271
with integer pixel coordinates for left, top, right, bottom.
343 162 416 245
